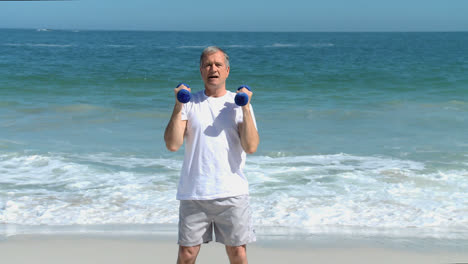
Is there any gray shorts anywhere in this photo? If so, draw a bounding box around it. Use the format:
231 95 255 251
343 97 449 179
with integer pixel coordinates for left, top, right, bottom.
178 195 256 247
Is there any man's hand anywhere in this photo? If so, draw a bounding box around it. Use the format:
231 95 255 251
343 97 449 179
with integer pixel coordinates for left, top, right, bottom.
234 85 252 107
175 83 191 103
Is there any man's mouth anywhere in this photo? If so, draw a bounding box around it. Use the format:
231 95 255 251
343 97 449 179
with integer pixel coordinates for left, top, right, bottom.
208 75 219 79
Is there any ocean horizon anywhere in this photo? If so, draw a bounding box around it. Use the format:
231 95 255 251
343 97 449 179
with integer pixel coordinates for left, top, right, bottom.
3 27 468 32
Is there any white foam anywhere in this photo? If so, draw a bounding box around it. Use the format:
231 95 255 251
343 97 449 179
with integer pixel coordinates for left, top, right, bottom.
177 45 207 49
67 152 182 170
3 43 73 48
265 43 298 48
264 43 334 48
309 43 334 48
0 153 179 226
1 152 467 238
30 43 73 48
107 45 135 48
224 45 255 48
245 154 468 238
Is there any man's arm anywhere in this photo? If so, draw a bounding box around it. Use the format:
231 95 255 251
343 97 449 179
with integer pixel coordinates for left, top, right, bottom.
238 89 259 154
164 85 189 152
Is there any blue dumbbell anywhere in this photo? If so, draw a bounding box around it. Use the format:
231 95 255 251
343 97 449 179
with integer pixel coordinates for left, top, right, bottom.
176 83 191 103
235 85 251 106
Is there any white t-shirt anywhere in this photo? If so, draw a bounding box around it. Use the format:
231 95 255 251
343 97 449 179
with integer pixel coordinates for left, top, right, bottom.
177 90 257 200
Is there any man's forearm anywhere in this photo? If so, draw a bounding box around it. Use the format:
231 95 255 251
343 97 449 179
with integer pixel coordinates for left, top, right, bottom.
164 102 186 152
239 106 259 154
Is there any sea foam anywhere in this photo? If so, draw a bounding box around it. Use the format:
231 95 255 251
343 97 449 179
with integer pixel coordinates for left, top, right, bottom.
1 152 467 239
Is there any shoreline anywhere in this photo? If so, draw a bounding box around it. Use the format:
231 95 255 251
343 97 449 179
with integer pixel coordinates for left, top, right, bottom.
1 233 468 264
1 224 468 264
2 223 467 251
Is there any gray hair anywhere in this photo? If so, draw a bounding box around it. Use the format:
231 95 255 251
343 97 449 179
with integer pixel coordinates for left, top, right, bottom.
200 46 230 68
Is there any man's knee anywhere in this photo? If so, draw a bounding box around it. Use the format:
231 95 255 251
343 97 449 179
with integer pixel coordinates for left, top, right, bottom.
178 245 200 264
226 245 247 259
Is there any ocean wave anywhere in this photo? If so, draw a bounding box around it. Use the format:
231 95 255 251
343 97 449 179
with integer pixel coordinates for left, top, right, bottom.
3 43 73 48
66 152 182 170
1 42 330 50
1 152 467 238
177 45 207 49
265 43 298 48
107 44 136 48
247 154 467 237
264 43 334 48
309 43 334 48
175 43 331 49
224 45 255 48
0 152 179 226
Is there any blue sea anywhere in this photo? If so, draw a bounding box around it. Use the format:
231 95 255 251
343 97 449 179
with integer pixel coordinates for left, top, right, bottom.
0 29 467 241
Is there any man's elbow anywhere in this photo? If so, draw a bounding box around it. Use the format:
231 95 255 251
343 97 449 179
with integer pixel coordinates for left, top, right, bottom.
244 144 258 154
245 149 257 154
242 136 259 154
167 146 179 152
165 142 181 152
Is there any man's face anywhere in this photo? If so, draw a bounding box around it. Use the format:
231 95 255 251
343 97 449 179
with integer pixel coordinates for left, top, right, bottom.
200 51 230 88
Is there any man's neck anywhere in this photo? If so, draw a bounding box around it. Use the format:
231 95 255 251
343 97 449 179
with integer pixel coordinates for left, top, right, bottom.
204 85 227 98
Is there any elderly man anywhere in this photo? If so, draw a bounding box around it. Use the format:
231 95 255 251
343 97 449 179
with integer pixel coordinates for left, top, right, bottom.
164 46 259 264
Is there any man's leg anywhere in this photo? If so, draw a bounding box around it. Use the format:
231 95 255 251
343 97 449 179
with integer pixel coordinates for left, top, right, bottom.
177 245 201 264
225 245 247 264
178 200 213 263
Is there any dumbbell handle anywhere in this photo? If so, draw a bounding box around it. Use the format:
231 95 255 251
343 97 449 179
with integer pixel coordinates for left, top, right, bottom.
235 85 251 106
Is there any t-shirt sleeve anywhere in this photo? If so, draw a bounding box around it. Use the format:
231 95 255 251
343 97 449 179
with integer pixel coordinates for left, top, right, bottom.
181 103 188 121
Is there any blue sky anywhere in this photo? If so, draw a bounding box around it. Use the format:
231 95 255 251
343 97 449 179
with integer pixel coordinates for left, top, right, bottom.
1 0 467 31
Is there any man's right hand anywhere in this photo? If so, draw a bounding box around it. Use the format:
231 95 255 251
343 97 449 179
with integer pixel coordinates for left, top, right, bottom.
175 84 191 103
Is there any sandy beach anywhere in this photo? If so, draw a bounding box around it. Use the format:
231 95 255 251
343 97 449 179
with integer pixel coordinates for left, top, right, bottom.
1 233 467 264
